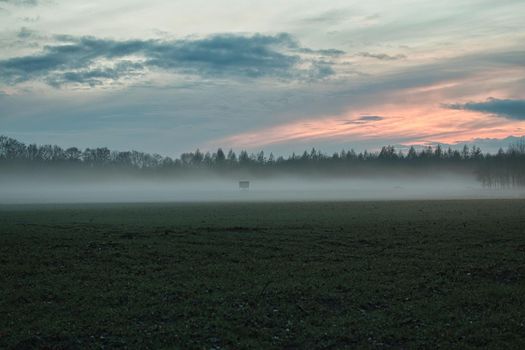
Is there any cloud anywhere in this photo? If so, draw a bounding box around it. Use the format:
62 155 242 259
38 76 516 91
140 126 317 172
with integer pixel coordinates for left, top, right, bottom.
0 33 341 87
19 15 40 22
424 136 525 154
297 47 345 56
342 115 384 125
46 61 145 87
298 9 349 25
357 115 383 121
17 26 38 39
0 0 38 6
356 52 406 61
445 98 525 120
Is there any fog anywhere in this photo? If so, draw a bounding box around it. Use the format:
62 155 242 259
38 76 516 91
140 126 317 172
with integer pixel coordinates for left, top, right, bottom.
0 172 523 204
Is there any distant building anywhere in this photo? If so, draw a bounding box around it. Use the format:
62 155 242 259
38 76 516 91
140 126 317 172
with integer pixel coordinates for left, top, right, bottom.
239 180 250 190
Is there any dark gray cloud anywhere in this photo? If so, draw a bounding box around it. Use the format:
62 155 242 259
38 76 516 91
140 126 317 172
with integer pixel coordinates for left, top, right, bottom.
445 98 525 120
357 115 383 121
0 33 341 87
342 115 384 125
46 61 145 88
356 52 406 61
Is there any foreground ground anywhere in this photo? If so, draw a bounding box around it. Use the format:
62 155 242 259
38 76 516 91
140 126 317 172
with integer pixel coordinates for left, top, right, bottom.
1 200 524 349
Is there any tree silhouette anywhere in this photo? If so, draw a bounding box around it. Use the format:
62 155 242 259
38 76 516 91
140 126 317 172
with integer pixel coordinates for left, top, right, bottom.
1 135 524 187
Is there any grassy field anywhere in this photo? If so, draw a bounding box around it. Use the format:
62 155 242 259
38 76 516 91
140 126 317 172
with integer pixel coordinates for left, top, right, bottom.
1 200 525 349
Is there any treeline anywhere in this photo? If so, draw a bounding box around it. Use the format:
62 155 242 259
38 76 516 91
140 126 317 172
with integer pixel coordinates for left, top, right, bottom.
1 135 524 186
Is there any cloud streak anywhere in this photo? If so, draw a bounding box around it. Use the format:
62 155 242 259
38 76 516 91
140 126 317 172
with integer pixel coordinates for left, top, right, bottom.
356 52 407 61
0 0 38 6
445 98 525 120
0 33 342 87
342 115 385 125
216 99 525 150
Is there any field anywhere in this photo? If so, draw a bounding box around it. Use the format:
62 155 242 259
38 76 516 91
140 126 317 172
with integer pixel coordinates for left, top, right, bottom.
1 200 525 349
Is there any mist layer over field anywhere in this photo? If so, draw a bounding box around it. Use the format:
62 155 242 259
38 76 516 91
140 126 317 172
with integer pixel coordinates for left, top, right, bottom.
0 172 522 204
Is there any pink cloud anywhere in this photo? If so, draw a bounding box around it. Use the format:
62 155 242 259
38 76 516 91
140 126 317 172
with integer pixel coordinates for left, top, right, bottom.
215 103 525 149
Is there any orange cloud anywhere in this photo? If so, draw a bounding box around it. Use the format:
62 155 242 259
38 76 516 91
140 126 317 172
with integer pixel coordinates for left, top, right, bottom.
216 103 525 149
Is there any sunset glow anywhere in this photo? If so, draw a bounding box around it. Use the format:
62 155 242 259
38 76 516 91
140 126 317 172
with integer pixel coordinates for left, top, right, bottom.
0 0 524 154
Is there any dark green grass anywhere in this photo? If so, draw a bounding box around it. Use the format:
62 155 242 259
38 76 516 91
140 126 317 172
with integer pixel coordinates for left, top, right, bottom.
1 200 525 349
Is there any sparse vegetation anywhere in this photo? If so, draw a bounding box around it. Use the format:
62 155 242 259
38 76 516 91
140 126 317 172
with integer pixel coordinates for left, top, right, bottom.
1 200 525 349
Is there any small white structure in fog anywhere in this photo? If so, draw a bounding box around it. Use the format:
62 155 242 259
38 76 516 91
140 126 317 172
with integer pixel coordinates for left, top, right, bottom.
239 180 250 191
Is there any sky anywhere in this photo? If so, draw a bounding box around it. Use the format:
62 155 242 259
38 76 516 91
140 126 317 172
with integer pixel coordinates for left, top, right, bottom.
0 0 524 156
